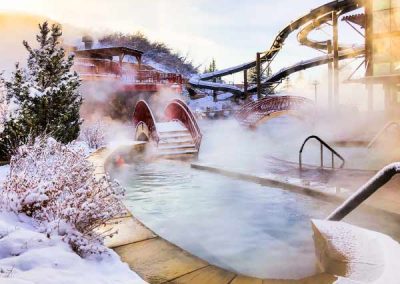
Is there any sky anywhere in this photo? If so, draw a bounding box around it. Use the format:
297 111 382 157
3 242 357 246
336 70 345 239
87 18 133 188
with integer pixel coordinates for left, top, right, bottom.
0 0 365 73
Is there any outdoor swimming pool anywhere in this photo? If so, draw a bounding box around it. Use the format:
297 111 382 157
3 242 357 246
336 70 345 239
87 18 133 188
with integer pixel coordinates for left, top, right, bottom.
108 117 400 279
110 157 400 279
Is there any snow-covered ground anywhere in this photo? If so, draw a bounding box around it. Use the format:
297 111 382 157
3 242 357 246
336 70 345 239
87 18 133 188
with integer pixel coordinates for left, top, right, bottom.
187 92 235 112
0 165 147 284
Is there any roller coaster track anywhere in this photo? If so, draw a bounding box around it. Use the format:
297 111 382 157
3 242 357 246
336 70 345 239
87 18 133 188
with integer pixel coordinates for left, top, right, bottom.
189 0 364 95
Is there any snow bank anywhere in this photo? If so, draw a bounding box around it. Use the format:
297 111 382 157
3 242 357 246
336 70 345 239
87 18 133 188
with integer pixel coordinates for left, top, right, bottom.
0 212 146 284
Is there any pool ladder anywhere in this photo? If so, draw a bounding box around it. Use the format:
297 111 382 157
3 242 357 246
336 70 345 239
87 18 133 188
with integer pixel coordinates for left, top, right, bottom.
327 163 400 221
299 135 345 170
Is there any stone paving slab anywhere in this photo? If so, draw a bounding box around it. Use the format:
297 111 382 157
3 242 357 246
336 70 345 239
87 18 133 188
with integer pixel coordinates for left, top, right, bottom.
114 237 209 284
230 275 263 284
166 265 236 284
99 216 156 248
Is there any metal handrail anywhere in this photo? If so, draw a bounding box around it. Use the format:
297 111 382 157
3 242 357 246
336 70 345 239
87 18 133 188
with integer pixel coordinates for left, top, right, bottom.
299 135 345 169
327 163 400 221
367 121 400 149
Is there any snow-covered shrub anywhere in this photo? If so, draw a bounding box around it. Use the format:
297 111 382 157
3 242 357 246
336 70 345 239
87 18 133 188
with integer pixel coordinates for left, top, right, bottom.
1 137 126 256
79 120 106 150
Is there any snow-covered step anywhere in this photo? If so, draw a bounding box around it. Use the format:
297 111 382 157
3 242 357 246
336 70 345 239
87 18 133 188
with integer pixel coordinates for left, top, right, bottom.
158 138 195 146
159 132 192 139
158 143 196 150
155 120 198 159
156 121 187 133
157 148 198 156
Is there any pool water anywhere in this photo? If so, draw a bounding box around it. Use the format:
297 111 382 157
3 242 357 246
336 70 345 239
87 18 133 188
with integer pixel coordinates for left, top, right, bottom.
112 159 338 279
110 117 400 279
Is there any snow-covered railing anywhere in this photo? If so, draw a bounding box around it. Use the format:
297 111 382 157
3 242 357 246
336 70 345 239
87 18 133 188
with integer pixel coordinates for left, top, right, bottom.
327 163 400 221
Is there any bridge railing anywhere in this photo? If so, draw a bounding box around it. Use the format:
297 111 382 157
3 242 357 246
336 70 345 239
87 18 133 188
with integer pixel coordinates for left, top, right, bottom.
165 100 202 150
299 135 345 169
327 163 400 221
133 100 160 144
235 96 313 126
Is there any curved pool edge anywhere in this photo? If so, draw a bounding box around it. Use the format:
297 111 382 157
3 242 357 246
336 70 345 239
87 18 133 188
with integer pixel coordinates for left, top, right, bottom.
88 145 346 284
191 162 400 218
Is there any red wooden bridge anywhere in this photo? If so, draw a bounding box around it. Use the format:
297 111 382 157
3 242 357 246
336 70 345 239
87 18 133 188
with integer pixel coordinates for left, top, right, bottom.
235 96 314 128
133 99 202 158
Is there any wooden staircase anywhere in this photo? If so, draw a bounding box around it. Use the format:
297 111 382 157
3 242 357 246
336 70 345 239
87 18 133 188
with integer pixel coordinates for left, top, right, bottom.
156 121 198 159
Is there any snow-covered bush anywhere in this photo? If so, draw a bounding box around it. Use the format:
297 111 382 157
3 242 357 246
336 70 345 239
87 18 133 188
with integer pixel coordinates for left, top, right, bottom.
79 120 106 150
1 137 126 256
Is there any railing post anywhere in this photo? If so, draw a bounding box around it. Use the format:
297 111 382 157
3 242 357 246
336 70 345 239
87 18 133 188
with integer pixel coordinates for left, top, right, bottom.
299 152 302 170
332 151 334 168
320 142 323 168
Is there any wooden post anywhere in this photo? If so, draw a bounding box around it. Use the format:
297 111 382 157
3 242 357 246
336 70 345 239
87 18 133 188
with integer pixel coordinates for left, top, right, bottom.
243 69 248 99
256 52 262 100
136 55 142 70
333 12 339 108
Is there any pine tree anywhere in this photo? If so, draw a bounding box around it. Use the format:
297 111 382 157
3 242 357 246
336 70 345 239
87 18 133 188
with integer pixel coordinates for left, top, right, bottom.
0 22 82 160
247 65 273 96
204 58 217 74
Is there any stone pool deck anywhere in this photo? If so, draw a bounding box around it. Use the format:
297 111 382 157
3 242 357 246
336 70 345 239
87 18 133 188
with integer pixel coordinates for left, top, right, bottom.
89 146 341 284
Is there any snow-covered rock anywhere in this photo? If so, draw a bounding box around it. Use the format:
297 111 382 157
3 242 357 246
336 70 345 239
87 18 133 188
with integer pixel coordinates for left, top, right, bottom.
312 219 400 284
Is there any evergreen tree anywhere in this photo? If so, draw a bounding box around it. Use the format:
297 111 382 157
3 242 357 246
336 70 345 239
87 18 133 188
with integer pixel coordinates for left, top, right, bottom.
204 58 217 73
0 22 82 160
247 65 273 95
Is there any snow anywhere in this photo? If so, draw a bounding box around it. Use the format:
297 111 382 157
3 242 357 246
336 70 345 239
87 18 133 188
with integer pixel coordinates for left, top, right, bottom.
187 93 235 112
156 121 187 133
0 212 146 284
0 161 147 284
28 87 44 99
313 220 400 284
142 58 175 74
68 141 94 157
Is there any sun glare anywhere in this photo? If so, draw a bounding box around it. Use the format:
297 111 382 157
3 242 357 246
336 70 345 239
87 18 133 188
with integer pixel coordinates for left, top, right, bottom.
0 0 40 13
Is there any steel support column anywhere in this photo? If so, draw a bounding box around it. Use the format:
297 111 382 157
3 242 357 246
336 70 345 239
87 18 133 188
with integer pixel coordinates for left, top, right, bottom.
256 52 262 100
333 12 339 108
327 40 333 109
365 0 374 112
244 69 248 99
